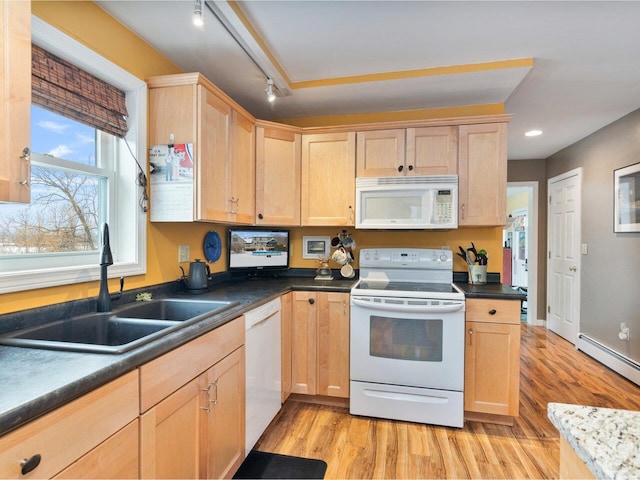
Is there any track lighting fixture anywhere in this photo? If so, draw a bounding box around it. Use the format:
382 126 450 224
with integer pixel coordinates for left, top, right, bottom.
265 78 276 103
193 0 204 28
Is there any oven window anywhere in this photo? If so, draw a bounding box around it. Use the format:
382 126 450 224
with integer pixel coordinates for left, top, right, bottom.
370 315 443 362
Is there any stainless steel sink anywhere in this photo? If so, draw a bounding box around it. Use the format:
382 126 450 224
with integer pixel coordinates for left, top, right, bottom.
0 298 238 354
116 298 236 322
0 313 175 354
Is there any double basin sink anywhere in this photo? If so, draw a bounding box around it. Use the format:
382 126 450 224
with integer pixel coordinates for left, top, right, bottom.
0 299 238 354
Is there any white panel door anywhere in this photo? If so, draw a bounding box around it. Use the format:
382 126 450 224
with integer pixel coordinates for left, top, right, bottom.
547 169 582 343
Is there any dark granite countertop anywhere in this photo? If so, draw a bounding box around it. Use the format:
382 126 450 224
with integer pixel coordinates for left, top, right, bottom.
454 282 527 300
0 275 355 436
0 272 523 437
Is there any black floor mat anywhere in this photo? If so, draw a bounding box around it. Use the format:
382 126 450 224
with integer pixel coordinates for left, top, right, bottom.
233 451 327 479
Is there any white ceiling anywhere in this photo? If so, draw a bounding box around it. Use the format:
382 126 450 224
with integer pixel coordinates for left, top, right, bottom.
97 0 640 160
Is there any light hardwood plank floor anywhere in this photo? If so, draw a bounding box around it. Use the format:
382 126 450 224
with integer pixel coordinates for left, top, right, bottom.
255 324 640 479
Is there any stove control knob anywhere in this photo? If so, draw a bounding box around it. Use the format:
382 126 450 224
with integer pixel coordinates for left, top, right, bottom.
440 253 448 262
431 253 438 261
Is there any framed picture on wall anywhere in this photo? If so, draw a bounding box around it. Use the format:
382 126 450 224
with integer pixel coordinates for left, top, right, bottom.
614 162 640 232
302 236 331 259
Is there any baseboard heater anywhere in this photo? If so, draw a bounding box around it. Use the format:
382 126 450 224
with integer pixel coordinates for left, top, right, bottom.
576 333 640 386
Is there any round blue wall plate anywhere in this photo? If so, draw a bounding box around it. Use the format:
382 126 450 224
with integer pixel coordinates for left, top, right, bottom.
203 231 221 263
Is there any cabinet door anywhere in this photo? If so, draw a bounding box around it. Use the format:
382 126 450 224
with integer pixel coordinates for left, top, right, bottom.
356 129 405 177
229 110 255 224
198 86 231 222
291 291 318 394
464 320 520 416
140 374 208 479
205 346 245 480
407 126 458 175
55 420 139 479
255 126 301 226
458 122 507 226
317 292 350 398
281 292 293 402
0 372 138 479
301 132 356 226
0 0 31 203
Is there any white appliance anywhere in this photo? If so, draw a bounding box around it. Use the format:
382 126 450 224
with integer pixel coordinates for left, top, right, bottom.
350 248 466 428
355 175 458 229
244 298 281 455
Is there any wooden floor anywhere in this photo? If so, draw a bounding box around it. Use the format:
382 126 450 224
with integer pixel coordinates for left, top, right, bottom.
255 325 640 479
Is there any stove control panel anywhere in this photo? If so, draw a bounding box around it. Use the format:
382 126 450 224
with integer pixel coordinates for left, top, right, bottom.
360 248 452 269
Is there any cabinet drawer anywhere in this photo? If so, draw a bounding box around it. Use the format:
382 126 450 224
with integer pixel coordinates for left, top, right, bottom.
0 371 139 479
466 298 520 325
140 316 244 412
54 419 139 479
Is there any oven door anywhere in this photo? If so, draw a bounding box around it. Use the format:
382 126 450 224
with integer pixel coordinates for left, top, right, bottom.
350 295 465 391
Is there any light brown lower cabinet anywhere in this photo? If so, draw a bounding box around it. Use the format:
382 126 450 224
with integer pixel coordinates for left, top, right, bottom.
140 316 245 480
464 298 521 421
291 291 350 398
0 371 139 479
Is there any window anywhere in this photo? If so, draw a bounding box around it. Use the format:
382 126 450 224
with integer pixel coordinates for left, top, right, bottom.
0 17 147 293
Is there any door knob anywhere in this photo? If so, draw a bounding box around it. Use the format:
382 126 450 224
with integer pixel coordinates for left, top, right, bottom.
569 266 577 272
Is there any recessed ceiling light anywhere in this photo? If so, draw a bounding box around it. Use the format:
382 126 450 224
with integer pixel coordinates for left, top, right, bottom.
525 129 543 137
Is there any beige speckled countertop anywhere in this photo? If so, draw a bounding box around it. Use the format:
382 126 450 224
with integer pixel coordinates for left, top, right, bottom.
548 402 640 479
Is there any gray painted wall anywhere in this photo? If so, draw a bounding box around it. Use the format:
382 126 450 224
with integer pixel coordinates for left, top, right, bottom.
546 108 640 362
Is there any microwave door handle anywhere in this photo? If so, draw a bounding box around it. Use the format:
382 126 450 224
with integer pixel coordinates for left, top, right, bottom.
351 297 464 314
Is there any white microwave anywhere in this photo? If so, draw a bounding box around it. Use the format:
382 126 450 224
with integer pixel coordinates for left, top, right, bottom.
355 175 458 229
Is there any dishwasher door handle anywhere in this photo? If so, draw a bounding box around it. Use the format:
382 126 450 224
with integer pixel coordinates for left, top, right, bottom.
246 309 280 330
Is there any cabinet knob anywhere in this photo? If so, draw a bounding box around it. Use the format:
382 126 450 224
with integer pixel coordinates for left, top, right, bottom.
397 165 404 172
308 298 315 305
488 309 497 315
21 454 41 475
408 165 414 171
258 213 264 219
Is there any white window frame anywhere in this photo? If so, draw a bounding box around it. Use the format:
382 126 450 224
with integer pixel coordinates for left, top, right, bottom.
0 16 147 294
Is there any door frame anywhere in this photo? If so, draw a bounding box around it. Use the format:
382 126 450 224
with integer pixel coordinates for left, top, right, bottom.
546 168 582 342
507 182 539 325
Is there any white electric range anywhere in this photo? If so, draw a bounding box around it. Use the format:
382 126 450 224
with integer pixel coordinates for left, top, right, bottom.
350 248 466 428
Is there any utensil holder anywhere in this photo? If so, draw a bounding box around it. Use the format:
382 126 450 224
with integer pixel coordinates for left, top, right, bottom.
469 265 487 284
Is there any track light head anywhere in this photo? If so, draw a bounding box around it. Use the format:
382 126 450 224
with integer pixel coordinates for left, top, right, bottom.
193 0 204 28
265 78 276 103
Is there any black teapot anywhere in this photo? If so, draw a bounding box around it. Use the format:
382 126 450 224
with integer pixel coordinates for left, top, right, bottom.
180 259 210 291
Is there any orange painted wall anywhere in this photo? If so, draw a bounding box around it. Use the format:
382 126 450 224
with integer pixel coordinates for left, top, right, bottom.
1 2 503 315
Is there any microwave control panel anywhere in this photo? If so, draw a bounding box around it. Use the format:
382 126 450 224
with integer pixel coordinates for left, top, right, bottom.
434 189 454 223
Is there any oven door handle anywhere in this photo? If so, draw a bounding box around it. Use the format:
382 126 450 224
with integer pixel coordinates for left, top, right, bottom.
351 297 465 314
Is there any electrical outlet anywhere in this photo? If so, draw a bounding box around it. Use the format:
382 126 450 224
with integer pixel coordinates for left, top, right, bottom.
581 243 588 255
178 245 190 263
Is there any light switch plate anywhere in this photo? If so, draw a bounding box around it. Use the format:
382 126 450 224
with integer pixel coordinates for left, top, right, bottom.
179 245 190 262
581 243 588 255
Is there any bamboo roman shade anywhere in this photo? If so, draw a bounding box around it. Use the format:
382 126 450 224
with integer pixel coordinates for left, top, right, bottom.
31 44 129 138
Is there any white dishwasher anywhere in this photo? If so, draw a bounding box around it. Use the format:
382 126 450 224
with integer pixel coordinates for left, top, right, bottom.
244 297 282 455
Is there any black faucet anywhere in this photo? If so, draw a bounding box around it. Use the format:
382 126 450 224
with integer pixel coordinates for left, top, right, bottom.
97 223 124 312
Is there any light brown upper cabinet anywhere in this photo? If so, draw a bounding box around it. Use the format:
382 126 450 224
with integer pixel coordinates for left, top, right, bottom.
255 123 302 226
458 122 508 226
0 0 31 203
356 126 457 177
228 110 255 224
301 132 356 226
148 73 255 224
